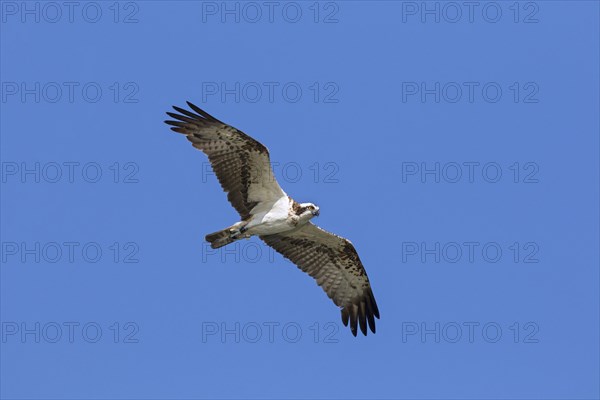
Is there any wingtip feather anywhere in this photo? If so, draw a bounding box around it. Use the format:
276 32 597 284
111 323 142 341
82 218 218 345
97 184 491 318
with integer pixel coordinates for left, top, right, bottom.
358 302 368 336
186 101 222 123
349 304 358 337
341 308 349 327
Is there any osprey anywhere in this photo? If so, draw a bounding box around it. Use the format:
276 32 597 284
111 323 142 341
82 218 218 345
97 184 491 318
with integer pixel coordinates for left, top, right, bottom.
165 102 380 336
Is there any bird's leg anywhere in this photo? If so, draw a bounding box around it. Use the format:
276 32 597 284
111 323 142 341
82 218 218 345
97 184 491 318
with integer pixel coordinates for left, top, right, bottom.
229 221 250 239
238 225 251 239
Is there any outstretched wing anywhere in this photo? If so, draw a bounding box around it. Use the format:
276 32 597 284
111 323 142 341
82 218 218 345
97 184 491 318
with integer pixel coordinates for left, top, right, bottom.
165 102 286 220
260 223 380 336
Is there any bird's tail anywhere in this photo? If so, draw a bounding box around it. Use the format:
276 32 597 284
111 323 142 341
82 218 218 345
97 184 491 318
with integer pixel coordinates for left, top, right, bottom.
205 226 238 249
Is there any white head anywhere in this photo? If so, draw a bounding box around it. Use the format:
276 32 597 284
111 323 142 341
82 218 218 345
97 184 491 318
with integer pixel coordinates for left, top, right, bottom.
296 202 320 221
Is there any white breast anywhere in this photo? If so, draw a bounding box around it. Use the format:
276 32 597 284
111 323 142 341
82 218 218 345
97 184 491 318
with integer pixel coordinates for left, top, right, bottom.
245 195 292 235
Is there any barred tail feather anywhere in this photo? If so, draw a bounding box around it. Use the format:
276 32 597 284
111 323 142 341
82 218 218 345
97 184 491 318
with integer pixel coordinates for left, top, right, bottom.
205 228 236 249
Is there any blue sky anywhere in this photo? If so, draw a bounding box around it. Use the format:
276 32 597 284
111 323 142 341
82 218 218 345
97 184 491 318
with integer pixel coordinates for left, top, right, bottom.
1 1 599 399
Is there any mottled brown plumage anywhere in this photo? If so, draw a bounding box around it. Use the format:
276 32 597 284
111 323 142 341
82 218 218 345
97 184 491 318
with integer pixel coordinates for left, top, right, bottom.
261 223 380 336
165 102 282 221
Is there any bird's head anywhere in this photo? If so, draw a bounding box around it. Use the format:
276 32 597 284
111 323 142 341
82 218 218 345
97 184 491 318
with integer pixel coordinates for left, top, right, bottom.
299 202 320 219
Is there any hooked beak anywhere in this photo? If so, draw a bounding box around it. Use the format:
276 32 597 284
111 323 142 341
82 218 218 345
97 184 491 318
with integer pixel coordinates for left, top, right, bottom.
313 210 320 217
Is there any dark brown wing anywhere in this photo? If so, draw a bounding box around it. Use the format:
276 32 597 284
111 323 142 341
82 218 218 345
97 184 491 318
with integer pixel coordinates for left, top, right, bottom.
165 102 286 220
261 223 380 336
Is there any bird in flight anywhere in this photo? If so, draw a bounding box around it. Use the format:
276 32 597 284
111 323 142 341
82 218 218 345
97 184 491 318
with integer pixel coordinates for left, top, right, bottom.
164 102 380 336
